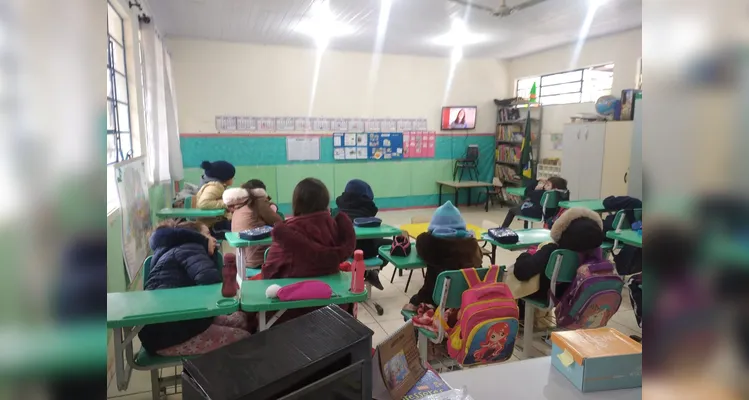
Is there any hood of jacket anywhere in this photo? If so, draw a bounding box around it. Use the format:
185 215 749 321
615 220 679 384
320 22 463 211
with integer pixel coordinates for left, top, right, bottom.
550 208 604 252
199 174 223 187
415 233 482 270
335 192 379 220
150 227 210 263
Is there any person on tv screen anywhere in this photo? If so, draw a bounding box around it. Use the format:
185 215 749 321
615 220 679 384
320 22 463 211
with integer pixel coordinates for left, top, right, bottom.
450 109 468 129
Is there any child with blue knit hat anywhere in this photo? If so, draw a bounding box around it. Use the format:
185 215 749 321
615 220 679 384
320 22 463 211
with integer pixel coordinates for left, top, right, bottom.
403 201 482 311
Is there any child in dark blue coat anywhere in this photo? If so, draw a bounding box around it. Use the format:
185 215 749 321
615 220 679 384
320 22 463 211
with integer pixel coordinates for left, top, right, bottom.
138 220 250 356
501 177 569 228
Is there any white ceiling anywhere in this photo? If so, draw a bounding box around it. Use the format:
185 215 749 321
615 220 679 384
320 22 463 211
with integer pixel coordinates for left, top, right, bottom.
148 0 641 59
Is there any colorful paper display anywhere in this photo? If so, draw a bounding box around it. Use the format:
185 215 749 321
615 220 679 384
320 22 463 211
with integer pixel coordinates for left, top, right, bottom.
403 131 435 159
333 132 403 161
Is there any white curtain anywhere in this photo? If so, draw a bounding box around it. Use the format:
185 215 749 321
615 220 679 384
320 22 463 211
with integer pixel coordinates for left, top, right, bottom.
141 22 183 184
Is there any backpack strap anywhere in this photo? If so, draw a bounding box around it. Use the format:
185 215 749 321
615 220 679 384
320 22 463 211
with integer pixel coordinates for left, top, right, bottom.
481 265 501 283
461 268 483 288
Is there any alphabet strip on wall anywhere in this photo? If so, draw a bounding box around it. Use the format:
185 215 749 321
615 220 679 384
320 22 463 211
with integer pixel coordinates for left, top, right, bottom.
214 115 428 133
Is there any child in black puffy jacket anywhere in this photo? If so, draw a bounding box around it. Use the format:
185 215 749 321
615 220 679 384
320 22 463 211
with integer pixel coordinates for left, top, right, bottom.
502 177 569 228
138 220 251 356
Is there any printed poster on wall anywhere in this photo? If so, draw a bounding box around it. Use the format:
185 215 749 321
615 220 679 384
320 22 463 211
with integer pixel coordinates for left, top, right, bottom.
312 118 331 131
369 132 404 160
348 119 364 132
236 116 257 131
414 118 428 131
403 131 436 159
333 132 403 161
275 117 295 131
294 117 312 131
115 158 152 282
257 118 275 131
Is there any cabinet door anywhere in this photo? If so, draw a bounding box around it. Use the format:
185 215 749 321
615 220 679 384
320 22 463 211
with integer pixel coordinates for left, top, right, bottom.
600 121 633 197
561 124 581 200
579 123 606 200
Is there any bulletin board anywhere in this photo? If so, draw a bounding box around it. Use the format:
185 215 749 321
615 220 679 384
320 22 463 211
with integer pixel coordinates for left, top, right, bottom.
403 131 436 159
333 132 404 161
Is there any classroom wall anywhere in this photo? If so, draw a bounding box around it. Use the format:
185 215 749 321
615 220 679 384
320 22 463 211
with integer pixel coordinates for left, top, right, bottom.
169 39 510 209
507 28 642 160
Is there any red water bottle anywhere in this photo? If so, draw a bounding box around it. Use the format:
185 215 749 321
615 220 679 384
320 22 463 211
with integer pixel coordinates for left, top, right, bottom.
350 250 366 294
222 253 239 298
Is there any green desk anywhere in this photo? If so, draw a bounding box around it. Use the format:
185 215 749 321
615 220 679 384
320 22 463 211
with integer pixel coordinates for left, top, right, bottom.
107 284 238 391
481 229 552 260
505 186 526 198
377 244 425 292
224 232 272 248
558 199 606 212
606 229 642 248
155 208 225 219
240 272 367 330
354 224 402 239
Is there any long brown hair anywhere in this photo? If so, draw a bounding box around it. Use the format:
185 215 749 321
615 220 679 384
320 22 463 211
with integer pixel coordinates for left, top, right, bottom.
292 178 330 216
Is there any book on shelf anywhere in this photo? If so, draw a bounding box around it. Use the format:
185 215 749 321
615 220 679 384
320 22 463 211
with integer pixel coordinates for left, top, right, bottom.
496 125 523 143
495 164 521 184
496 145 520 164
497 107 521 122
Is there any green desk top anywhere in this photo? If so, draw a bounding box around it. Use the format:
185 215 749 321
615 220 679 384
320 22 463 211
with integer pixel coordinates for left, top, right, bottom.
606 229 642 248
224 232 272 248
558 199 606 212
226 224 402 248
481 229 552 250
0 322 105 378
156 208 225 218
505 187 526 197
240 272 367 312
107 284 238 328
377 245 424 270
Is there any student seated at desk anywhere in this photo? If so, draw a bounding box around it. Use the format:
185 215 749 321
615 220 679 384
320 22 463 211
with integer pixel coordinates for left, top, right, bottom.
512 208 603 309
262 178 357 323
402 201 482 312
138 220 251 356
501 177 569 228
227 179 282 268
195 160 236 239
335 179 389 290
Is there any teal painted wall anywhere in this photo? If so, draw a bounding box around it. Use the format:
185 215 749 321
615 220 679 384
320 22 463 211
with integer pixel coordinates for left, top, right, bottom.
180 134 495 213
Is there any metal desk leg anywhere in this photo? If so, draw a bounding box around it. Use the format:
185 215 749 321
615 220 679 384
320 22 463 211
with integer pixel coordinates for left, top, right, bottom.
112 326 140 391
521 301 535 359
468 189 472 206
438 184 443 206
491 244 497 265
454 188 458 207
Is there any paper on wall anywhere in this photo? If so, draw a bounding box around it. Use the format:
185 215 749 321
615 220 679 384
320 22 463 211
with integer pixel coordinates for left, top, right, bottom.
276 117 295 131
348 119 364 132
236 117 257 131
365 119 381 132
294 117 312 132
286 137 320 161
257 118 275 131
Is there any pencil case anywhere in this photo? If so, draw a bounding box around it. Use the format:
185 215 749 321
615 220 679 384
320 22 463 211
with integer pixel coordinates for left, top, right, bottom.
487 227 519 244
353 217 382 227
239 226 273 241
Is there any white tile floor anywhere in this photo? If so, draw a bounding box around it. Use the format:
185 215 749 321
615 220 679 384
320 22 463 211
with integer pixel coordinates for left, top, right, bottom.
107 206 642 399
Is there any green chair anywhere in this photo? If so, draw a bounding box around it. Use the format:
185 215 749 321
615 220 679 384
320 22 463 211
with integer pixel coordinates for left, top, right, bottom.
515 191 560 229
183 195 193 209
277 211 285 220
400 267 506 364
610 208 643 253
518 249 579 359
133 252 224 399
348 256 387 316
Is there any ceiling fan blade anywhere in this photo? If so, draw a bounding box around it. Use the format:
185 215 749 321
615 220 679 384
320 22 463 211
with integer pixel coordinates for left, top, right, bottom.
510 0 549 12
447 0 498 14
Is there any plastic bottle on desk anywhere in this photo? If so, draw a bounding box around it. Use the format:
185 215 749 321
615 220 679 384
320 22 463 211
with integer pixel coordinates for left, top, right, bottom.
350 250 366 294
222 253 239 298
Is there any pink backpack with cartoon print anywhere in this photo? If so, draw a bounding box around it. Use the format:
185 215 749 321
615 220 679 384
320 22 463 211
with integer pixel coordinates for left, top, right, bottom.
447 265 519 366
551 252 624 329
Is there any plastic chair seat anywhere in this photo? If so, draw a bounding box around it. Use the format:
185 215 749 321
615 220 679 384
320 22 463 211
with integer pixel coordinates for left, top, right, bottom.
400 310 437 340
523 298 549 309
246 268 262 278
134 347 196 368
516 215 542 222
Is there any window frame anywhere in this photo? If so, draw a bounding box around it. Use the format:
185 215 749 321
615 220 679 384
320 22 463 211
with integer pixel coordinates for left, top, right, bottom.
515 63 614 106
107 2 134 166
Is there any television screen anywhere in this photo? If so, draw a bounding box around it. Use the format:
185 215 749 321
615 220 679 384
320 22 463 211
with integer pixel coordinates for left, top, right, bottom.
441 106 477 130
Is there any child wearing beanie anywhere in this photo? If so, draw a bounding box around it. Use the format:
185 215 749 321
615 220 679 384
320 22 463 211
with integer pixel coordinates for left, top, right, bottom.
195 160 236 238
403 201 482 311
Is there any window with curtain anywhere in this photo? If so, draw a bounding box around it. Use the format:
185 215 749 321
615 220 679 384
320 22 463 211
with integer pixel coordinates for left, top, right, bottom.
107 2 133 212
515 63 615 106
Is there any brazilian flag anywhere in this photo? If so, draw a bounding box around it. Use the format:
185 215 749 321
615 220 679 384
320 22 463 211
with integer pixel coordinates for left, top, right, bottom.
519 108 534 180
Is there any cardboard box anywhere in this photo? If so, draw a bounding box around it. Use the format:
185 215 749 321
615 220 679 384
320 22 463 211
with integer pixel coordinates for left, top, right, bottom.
551 328 642 393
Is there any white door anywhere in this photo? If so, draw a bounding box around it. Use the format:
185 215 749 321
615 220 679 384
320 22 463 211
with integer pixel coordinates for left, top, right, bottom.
578 123 606 200
561 124 582 200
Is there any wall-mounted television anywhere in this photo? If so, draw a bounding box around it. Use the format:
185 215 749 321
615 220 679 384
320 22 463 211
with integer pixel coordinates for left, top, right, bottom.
441 106 477 130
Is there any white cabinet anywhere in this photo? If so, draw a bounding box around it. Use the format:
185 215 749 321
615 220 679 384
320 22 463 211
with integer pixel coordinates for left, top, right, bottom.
561 121 633 200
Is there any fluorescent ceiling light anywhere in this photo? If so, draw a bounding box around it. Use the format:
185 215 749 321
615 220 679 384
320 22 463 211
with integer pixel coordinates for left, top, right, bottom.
433 18 486 47
294 0 355 48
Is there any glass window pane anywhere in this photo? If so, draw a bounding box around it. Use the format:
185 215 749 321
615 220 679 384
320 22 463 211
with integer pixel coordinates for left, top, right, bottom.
107 164 120 210
111 41 126 74
107 100 115 130
541 81 582 96
581 88 612 103
114 72 128 103
108 4 123 45
117 104 130 132
516 77 539 91
540 93 582 105
541 70 582 86
120 133 132 159
107 134 118 164
107 69 112 98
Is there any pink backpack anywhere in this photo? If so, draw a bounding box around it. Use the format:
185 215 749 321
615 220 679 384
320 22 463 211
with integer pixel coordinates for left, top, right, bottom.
447 265 519 366
551 251 624 329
